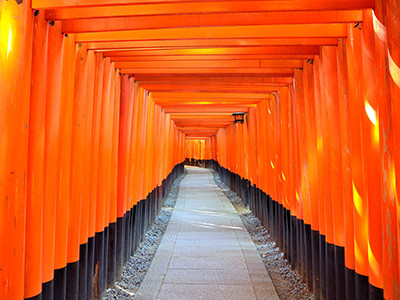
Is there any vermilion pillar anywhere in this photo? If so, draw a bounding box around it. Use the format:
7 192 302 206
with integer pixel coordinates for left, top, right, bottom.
54 32 76 299
67 42 88 299
24 11 48 299
42 21 64 298
383 1 400 299
346 23 370 300
0 0 33 298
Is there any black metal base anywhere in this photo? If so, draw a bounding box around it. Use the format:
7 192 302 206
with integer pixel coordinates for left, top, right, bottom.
54 266 67 300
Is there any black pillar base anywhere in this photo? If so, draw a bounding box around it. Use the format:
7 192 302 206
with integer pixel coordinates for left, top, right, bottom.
116 216 125 280
94 230 105 299
53 266 67 300
78 242 88 300
87 236 95 300
107 222 117 288
66 261 79 300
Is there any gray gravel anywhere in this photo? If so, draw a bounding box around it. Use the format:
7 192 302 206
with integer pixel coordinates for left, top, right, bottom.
104 170 187 300
211 170 314 300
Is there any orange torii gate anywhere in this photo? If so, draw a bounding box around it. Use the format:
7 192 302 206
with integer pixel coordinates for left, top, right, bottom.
1 0 400 299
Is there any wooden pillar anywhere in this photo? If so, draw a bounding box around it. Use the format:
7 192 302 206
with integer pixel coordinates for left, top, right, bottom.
24 10 48 300
0 1 33 298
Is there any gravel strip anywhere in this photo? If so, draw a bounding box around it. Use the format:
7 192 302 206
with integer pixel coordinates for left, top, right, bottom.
211 170 314 300
104 170 187 300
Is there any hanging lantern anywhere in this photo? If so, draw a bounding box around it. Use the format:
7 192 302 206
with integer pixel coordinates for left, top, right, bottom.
232 112 245 124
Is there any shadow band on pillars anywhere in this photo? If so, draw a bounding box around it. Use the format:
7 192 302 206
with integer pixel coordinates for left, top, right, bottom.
209 159 384 300
26 162 184 300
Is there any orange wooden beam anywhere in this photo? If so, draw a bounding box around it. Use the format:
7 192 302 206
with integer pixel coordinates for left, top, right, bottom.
170 113 234 117
176 120 231 123
44 1 374 19
133 76 293 84
182 133 220 137
62 11 362 33
182 129 220 132
183 132 218 134
184 133 217 137
151 90 273 95
74 24 347 42
121 68 295 75
156 100 261 106
102 46 319 57
175 121 233 124
115 60 303 69
175 122 232 126
180 127 221 130
179 127 221 130
154 97 262 101
142 85 281 92
184 129 219 133
35 0 204 9
88 38 337 51
139 81 288 87
152 92 269 99
157 100 260 104
173 118 233 122
163 108 250 114
183 134 219 137
182 134 219 137
173 117 234 121
183 131 217 133
162 105 252 113
104 55 313 62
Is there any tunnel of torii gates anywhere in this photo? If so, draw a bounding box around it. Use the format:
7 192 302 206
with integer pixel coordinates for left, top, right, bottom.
1 0 400 300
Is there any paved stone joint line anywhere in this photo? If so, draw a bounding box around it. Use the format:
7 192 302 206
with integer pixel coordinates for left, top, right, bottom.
136 167 279 300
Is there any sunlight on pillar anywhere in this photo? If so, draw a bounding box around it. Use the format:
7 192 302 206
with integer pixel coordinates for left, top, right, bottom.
394 168 400 224
355 239 366 269
392 168 398 200
368 241 382 281
0 5 14 59
364 100 379 144
364 100 377 126
317 137 323 154
353 181 363 217
388 51 400 89
372 10 387 42
374 123 380 144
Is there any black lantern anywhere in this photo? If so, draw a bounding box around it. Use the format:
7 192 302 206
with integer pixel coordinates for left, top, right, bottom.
232 112 245 124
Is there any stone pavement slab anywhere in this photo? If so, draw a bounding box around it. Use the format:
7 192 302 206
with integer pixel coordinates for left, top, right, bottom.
136 167 279 300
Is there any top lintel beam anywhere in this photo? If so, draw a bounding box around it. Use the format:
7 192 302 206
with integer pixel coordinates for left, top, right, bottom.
42 0 374 19
62 11 362 33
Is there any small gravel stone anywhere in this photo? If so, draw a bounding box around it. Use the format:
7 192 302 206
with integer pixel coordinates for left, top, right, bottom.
211 170 315 300
104 170 187 300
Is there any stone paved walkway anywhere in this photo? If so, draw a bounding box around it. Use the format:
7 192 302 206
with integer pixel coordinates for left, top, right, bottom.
136 167 279 300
